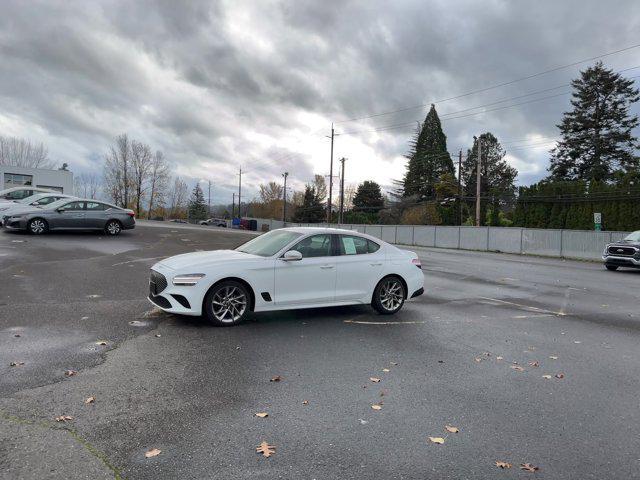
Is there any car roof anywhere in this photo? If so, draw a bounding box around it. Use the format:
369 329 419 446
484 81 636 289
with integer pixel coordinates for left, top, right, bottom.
280 226 382 240
0 186 55 194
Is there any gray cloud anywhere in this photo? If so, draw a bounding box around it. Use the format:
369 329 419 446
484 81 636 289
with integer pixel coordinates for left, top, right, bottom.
1 0 639 204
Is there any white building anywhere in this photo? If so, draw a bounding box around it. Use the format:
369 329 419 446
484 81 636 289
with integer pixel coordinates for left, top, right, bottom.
0 165 74 194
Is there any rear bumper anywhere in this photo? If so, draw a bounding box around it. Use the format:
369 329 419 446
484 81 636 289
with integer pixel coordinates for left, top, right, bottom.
603 256 640 268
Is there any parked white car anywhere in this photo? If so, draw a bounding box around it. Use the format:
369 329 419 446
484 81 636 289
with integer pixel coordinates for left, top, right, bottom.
0 192 75 225
0 186 57 202
148 227 425 326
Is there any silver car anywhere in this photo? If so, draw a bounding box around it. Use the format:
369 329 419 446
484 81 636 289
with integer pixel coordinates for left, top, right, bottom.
2 198 135 235
0 192 75 225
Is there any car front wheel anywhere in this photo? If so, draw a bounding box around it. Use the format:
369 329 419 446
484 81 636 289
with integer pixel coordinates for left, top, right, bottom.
105 220 122 236
372 276 406 315
204 280 250 326
27 218 48 235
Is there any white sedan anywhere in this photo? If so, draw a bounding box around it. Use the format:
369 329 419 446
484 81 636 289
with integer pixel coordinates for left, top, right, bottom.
148 227 424 326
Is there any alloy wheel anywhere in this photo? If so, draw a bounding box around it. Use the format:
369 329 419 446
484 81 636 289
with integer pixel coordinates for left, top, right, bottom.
211 285 247 323
107 222 121 235
379 278 403 311
29 219 46 234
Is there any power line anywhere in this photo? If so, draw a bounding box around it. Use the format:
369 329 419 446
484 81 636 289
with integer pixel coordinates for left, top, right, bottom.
335 43 640 123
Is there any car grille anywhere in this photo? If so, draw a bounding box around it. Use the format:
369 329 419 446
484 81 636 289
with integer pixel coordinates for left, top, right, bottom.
608 246 636 256
149 270 168 296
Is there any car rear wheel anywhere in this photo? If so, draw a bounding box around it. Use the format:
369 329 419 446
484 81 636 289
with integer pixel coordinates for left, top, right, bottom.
372 276 406 315
27 218 48 235
204 280 250 326
605 265 619 271
105 220 122 236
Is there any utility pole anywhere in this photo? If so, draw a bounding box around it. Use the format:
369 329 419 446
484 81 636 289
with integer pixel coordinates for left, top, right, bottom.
475 137 482 227
282 172 289 223
326 124 335 223
207 180 211 218
238 167 242 219
457 150 462 225
232 193 235 218
339 157 346 224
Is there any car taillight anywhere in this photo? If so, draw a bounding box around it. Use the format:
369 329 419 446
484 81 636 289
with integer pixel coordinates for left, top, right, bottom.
412 258 422 269
127 212 135 218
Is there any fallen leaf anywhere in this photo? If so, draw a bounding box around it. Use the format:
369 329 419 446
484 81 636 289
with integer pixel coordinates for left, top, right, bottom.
511 365 525 372
528 346 535 351
84 396 95 404
9 361 25 367
256 441 276 457
574 341 581 344
270 375 282 382
255 412 269 418
474 357 482 363
145 448 161 458
14 334 21 338
55 415 73 422
549 355 558 360
520 463 539 472
496 356 504 361
555 373 565 379
382 368 390 372
370 377 381 383
542 374 552 379
528 361 539 367
495 461 512 469
302 400 308 405
65 370 77 377
390 362 398 366
155 334 161 338
437 360 444 364
428 436 445 444
483 352 491 357
95 340 108 346
371 404 382 410
445 425 459 433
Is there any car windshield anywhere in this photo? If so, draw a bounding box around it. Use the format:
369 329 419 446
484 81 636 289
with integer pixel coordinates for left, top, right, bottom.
235 230 303 257
17 195 41 204
623 231 640 242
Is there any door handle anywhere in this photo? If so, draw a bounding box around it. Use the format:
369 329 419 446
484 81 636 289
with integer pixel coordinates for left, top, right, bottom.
320 265 334 269
370 262 382 266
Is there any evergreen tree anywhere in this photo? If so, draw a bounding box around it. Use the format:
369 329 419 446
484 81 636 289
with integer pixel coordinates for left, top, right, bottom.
352 180 384 213
549 62 640 182
293 184 324 223
188 184 208 221
402 104 455 200
462 133 517 226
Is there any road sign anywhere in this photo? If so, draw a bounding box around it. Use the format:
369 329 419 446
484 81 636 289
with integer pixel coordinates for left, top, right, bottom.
594 212 602 231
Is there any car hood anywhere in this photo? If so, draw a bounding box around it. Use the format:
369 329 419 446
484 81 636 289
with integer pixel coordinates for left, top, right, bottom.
607 241 640 248
154 249 263 271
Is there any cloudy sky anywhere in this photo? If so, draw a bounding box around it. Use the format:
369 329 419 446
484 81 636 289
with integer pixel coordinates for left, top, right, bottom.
1 0 639 203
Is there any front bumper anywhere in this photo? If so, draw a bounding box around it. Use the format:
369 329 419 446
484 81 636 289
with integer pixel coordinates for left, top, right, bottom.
2 216 27 230
147 266 203 316
603 255 640 268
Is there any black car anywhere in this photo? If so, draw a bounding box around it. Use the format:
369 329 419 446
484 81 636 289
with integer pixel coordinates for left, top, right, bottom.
602 231 640 271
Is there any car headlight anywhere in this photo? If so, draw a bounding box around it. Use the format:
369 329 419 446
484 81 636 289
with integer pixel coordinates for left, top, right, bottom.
172 273 206 286
10 215 24 219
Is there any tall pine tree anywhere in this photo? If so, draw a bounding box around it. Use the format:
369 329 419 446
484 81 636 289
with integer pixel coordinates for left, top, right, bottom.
187 184 208 221
402 104 455 200
352 181 384 213
462 133 517 226
549 62 639 182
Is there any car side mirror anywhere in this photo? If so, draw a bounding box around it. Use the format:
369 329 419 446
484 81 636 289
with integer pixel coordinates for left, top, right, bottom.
56 208 65 213
282 250 303 261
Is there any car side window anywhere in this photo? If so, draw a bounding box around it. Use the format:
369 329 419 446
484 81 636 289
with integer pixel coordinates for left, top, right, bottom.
60 201 85 211
338 235 370 255
33 196 58 205
86 202 106 211
368 240 381 253
291 234 332 258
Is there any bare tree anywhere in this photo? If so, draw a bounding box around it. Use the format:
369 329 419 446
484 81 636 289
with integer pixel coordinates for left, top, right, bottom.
259 181 283 203
168 177 188 218
147 151 170 219
130 140 153 216
103 134 131 208
0 135 54 168
74 173 101 199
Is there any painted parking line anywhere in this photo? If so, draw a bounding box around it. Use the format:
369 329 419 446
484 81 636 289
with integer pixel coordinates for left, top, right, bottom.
478 296 567 316
344 319 428 325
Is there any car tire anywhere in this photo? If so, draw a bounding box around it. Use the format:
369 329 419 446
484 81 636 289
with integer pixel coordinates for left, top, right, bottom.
27 218 48 235
605 265 619 271
372 275 406 315
105 220 122 236
204 280 251 326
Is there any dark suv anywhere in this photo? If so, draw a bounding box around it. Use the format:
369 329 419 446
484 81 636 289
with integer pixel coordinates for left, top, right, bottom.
602 231 640 271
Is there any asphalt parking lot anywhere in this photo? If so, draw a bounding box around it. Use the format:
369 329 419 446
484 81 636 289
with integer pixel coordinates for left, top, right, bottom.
1 222 640 480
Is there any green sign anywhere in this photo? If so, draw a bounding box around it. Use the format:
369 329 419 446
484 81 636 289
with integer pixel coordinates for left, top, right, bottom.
594 212 602 231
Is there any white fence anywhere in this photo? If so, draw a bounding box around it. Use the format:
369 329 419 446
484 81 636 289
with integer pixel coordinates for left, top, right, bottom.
245 218 631 261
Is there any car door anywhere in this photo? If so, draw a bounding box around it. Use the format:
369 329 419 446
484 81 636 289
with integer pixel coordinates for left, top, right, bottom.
334 235 384 302
84 201 108 228
52 201 86 229
274 233 337 306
